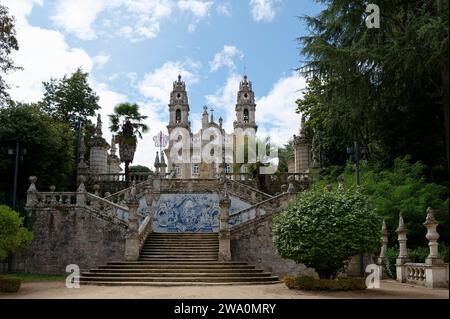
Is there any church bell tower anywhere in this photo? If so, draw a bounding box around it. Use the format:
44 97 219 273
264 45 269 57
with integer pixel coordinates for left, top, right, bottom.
234 75 257 132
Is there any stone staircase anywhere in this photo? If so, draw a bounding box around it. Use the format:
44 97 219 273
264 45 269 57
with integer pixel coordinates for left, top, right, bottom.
80 232 280 286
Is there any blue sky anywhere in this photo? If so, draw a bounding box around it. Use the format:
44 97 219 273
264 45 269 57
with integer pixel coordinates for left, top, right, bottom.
3 0 324 167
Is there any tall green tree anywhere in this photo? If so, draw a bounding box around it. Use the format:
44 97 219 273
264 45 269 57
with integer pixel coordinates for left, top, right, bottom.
109 103 148 187
0 4 22 105
297 0 449 177
42 67 100 129
0 103 75 210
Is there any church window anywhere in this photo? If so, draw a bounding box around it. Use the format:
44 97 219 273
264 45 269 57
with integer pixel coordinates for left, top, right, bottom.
176 109 181 123
243 109 249 123
225 165 231 174
193 164 199 175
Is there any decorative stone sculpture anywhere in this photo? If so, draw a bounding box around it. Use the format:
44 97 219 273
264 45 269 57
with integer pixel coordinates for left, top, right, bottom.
395 212 410 282
378 220 388 265
76 176 87 206
423 208 443 266
287 175 296 194
26 176 38 207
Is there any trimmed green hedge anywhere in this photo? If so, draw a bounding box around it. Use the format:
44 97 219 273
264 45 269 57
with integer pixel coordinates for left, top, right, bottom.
0 276 22 293
284 276 366 291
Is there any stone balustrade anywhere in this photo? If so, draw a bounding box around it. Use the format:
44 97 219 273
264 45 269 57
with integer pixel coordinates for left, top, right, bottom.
393 208 449 288
138 214 153 250
406 263 427 285
229 192 290 228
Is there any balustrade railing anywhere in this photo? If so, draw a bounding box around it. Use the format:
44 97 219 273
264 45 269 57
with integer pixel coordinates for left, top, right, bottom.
229 192 288 227
405 263 427 285
84 172 153 183
34 192 78 206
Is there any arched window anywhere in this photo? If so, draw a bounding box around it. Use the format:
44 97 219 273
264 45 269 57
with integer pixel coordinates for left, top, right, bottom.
176 109 181 123
243 109 249 123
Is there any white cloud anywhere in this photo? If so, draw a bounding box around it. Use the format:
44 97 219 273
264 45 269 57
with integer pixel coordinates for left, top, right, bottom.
52 0 106 40
205 73 242 132
216 2 232 16
249 0 280 23
177 0 213 19
138 59 201 106
255 72 306 146
93 53 110 69
4 8 93 102
50 0 212 41
209 45 244 72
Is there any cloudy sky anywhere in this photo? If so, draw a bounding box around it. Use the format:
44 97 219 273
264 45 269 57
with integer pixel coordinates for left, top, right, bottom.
3 0 323 168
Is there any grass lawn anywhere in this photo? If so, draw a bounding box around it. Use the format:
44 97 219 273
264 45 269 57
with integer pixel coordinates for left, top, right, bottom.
0 272 65 282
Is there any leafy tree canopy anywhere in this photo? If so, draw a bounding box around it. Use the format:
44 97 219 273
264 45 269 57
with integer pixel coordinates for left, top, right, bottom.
0 4 22 105
298 0 449 175
42 67 100 129
0 103 75 208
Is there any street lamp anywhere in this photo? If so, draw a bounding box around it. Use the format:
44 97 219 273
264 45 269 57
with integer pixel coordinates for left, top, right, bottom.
7 142 27 210
347 141 366 277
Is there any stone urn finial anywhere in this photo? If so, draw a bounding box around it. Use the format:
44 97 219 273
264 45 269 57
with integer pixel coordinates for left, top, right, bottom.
423 207 443 265
28 176 38 192
49 185 56 192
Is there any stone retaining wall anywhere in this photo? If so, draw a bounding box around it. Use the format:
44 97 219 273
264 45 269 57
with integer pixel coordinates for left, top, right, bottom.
14 206 127 274
230 213 317 279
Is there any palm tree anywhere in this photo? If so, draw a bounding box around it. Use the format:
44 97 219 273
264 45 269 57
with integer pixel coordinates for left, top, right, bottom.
109 103 148 187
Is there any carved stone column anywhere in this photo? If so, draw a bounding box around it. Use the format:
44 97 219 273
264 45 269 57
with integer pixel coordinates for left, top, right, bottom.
76 176 87 206
218 186 231 261
395 212 410 282
423 208 447 288
125 192 140 261
378 220 388 265
26 176 38 208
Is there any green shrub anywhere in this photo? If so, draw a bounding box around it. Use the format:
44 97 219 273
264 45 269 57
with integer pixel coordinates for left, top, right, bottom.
0 276 22 292
0 205 33 261
284 276 366 291
311 156 449 249
273 188 381 279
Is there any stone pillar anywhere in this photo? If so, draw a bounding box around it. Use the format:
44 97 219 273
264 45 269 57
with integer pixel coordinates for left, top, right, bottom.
423 208 447 288
378 220 389 279
378 220 388 265
125 191 140 261
218 187 231 261
395 212 410 282
25 176 38 208
76 176 87 206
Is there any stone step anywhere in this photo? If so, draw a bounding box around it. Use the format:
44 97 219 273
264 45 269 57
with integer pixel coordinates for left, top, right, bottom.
149 232 219 237
101 264 254 269
142 242 219 248
107 261 247 265
140 250 218 254
138 258 218 262
80 276 279 283
82 272 272 278
80 281 281 286
145 240 218 244
139 254 218 258
93 268 262 273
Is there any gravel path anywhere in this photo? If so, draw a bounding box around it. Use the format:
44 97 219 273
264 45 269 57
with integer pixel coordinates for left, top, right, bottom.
0 280 448 299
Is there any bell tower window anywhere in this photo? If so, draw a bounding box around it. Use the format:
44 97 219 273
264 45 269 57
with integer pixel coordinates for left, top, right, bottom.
243 109 249 123
176 109 181 123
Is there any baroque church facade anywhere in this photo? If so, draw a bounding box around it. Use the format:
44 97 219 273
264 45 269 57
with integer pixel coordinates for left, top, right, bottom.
155 74 258 179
